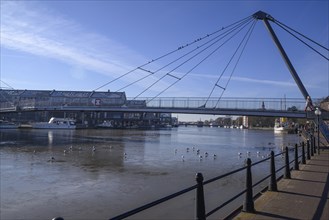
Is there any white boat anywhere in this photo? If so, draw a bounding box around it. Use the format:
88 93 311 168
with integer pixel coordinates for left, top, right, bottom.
274 118 292 133
0 120 19 129
274 125 287 132
96 120 114 128
32 117 76 129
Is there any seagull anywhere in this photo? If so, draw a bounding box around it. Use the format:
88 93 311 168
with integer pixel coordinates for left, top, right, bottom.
92 146 96 152
199 155 203 161
213 154 217 159
204 152 208 157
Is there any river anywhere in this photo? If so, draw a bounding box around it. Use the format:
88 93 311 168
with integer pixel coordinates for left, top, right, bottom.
0 127 299 220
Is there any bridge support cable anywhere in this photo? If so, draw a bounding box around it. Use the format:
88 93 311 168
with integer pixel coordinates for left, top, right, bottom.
204 20 257 108
131 17 254 99
141 19 255 103
0 80 15 90
274 19 329 52
94 16 252 91
132 17 254 100
273 20 329 61
215 20 257 108
116 17 253 93
253 11 310 100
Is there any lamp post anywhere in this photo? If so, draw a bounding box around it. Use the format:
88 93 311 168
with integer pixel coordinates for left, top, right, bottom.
314 107 321 154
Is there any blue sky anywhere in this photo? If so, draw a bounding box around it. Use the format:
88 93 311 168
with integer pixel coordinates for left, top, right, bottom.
1 0 328 103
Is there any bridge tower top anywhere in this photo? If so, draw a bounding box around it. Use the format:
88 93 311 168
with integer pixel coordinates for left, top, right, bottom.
252 10 310 100
252 10 274 21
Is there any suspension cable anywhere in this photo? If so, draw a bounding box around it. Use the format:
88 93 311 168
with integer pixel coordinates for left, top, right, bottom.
215 20 257 107
274 19 329 52
0 80 15 89
205 20 257 106
273 20 329 61
116 17 253 92
93 15 252 91
133 17 254 99
144 19 255 103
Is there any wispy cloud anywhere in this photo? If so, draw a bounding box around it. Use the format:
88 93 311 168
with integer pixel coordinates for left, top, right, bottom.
1 1 163 90
189 73 298 87
231 76 297 87
0 0 221 96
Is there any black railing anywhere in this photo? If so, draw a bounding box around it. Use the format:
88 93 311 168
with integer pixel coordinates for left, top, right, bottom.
104 141 314 220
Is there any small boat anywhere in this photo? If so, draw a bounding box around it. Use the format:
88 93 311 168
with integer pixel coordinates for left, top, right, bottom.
0 120 19 129
274 118 293 133
96 120 114 129
32 117 76 129
197 121 204 127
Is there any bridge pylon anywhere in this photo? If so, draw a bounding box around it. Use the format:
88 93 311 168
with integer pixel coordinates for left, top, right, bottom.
253 10 310 100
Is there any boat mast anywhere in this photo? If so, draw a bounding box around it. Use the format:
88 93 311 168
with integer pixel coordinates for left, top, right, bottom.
253 11 310 99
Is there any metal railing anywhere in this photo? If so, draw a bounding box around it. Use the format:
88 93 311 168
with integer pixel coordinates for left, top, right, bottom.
52 140 316 220
2 97 305 112
107 141 311 220
135 97 305 110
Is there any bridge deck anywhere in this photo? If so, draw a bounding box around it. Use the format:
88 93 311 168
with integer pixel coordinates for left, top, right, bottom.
233 148 329 220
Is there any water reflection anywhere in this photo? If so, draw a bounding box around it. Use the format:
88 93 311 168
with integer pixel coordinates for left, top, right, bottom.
0 127 299 220
48 131 53 146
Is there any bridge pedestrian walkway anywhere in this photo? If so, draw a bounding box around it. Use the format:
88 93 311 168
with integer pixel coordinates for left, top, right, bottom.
233 148 329 220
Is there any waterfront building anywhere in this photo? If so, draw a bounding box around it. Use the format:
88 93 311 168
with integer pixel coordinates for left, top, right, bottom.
0 89 173 128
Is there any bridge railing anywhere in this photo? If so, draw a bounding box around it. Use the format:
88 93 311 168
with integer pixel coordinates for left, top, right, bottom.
108 142 309 220
2 97 306 112
135 97 305 111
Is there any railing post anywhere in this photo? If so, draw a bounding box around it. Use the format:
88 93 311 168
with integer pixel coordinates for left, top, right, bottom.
195 173 206 220
310 135 314 156
307 139 311 160
243 158 255 213
313 136 316 154
301 142 306 164
268 151 277 191
284 147 291 179
294 144 299 170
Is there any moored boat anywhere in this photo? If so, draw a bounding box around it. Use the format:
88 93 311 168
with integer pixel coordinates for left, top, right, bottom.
0 120 19 129
274 118 293 133
96 120 114 129
32 117 76 129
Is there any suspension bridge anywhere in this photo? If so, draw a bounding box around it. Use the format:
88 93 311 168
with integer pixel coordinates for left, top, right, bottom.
1 10 328 121
1 9 329 220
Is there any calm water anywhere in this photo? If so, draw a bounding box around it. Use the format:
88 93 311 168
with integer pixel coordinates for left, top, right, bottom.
0 127 299 220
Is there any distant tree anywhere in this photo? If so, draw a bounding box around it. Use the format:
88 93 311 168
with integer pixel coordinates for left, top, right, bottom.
287 106 298 111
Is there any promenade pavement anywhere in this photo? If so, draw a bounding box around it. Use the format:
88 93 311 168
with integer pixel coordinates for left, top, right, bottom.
233 148 329 220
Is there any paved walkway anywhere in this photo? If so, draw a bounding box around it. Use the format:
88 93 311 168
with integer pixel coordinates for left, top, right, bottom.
233 148 329 220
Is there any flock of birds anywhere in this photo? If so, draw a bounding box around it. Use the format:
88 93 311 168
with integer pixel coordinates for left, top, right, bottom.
173 142 287 163
43 141 290 163
174 147 217 162
44 145 119 162
174 147 265 163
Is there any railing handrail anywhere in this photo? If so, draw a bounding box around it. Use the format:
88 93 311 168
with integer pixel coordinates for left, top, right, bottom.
109 144 309 220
